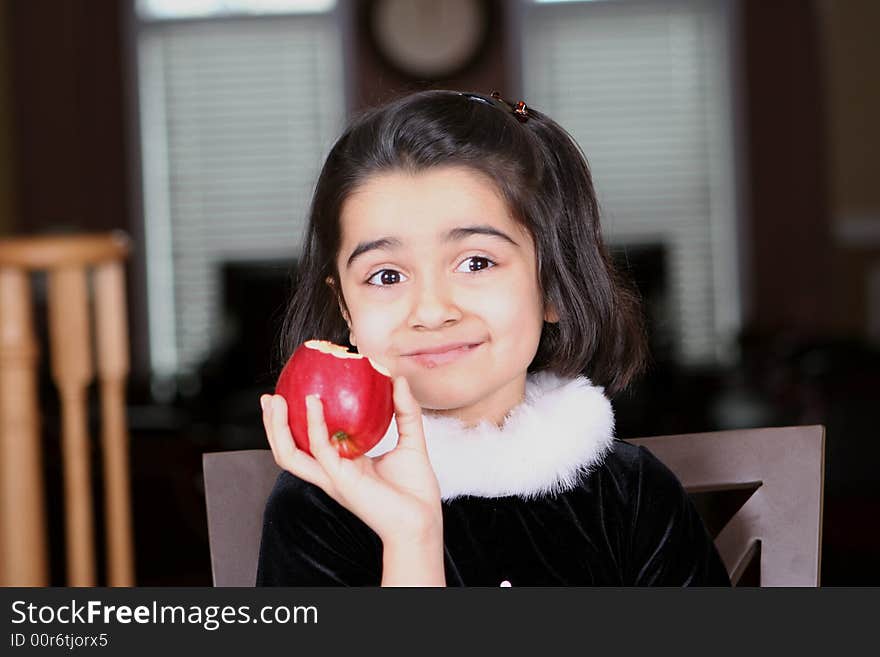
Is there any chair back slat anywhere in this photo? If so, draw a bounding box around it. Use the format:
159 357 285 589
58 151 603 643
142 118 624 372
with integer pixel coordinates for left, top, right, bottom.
94 261 135 586
48 266 97 586
0 267 48 585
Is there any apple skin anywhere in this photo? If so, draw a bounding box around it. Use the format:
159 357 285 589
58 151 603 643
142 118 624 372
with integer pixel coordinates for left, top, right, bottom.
275 340 394 459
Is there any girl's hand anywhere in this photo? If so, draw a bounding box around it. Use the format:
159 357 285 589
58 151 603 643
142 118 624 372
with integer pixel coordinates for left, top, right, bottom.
260 375 443 545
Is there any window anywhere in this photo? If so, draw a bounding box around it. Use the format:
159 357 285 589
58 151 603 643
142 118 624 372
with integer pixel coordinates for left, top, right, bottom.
136 0 344 382
137 0 335 19
523 0 742 365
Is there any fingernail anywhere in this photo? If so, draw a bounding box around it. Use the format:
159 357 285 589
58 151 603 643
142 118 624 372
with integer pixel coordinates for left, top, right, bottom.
260 395 268 411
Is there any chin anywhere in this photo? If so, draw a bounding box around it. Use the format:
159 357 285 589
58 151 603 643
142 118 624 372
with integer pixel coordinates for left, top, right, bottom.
408 381 483 413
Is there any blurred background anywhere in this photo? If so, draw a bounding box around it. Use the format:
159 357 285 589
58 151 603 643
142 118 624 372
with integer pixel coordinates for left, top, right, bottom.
0 0 877 585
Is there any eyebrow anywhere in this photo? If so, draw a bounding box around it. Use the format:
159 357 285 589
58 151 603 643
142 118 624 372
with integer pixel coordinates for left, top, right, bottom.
345 225 519 269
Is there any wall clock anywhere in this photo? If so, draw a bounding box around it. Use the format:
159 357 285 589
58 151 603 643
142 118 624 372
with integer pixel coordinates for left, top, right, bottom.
366 0 493 80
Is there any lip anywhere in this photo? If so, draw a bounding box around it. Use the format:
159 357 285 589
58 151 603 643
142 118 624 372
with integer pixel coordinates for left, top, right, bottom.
403 342 484 368
404 341 482 357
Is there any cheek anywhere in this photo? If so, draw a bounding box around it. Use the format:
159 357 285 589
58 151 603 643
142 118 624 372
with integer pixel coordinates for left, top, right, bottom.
472 275 545 337
479 295 522 332
348 303 400 350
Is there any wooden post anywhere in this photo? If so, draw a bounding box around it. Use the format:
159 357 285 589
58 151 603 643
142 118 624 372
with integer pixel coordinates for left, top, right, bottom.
47 266 96 586
0 267 49 585
94 261 135 586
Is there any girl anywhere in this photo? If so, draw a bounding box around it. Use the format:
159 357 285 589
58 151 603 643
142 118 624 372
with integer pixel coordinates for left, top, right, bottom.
256 90 730 586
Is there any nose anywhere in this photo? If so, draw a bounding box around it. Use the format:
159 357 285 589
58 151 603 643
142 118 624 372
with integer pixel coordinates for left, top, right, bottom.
407 275 462 330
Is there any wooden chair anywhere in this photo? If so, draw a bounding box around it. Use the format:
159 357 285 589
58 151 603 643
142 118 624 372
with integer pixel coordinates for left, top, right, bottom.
628 425 825 586
203 449 283 587
0 231 136 586
203 425 825 587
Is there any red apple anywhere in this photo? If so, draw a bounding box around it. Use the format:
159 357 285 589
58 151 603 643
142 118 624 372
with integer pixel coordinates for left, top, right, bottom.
275 339 394 459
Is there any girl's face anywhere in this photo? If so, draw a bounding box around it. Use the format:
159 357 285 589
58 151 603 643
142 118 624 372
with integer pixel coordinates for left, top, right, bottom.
334 166 557 427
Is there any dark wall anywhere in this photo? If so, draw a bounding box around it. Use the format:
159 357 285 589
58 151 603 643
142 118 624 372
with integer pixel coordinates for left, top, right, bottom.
741 0 835 337
3 0 148 386
0 2 15 234
7 0 129 235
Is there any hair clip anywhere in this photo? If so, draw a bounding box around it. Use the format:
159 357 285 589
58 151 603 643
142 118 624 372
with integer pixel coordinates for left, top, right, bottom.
459 91 531 123
490 91 530 123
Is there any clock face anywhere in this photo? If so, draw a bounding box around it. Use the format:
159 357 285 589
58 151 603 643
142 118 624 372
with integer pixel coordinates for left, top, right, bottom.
368 0 491 79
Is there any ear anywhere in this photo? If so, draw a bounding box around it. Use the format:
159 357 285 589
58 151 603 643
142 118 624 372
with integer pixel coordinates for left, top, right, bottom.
326 276 356 345
544 301 559 324
325 276 346 319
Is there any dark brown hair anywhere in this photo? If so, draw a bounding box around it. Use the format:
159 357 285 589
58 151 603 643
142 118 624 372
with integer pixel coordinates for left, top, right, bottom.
279 90 648 397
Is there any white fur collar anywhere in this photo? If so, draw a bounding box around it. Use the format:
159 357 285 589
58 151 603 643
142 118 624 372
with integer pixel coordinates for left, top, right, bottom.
365 371 616 501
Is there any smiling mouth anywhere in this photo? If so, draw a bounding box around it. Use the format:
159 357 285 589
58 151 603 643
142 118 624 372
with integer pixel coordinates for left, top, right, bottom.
405 343 483 368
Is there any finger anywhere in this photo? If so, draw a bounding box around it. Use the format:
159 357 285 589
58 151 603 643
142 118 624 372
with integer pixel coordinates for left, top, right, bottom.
304 394 344 474
267 394 333 491
261 394 281 457
391 376 428 453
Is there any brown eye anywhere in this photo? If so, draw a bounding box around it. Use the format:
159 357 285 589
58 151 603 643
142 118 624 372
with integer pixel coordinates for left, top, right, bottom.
366 269 405 286
456 256 496 273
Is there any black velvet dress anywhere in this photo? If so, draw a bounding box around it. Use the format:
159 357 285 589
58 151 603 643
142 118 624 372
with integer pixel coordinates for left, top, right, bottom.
256 438 731 587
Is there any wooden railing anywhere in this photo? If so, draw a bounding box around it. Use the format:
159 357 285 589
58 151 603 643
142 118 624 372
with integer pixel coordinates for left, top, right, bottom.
0 232 135 586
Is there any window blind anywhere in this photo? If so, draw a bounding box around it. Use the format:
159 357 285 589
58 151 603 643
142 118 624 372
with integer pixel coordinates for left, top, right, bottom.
523 0 741 365
137 14 344 378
